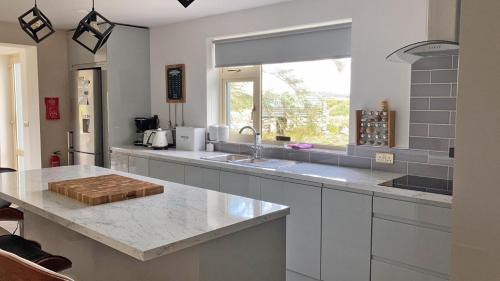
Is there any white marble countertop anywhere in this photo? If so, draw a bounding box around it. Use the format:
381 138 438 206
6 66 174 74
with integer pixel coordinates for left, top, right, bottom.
0 165 289 261
112 146 453 207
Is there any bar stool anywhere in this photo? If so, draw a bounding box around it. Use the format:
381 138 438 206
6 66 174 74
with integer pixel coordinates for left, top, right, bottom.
0 234 72 273
0 168 24 236
0 248 74 281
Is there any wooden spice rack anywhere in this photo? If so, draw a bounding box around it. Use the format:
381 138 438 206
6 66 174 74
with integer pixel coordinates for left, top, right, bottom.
356 110 396 148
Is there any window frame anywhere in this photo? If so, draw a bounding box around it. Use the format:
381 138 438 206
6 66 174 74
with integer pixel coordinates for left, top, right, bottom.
219 61 350 151
220 66 262 143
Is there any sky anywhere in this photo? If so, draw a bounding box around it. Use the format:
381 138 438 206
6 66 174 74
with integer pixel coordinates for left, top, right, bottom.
262 58 352 98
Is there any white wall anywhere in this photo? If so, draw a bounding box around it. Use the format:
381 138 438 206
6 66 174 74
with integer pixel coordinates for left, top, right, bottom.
451 0 500 279
150 0 429 147
0 21 69 168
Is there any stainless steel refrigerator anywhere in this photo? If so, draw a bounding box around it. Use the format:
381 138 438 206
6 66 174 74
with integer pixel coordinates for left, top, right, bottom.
68 68 103 166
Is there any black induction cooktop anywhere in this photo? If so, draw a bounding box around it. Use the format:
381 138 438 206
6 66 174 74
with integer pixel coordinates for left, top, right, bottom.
379 175 453 195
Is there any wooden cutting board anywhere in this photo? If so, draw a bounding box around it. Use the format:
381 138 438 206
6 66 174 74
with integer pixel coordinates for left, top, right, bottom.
48 174 164 206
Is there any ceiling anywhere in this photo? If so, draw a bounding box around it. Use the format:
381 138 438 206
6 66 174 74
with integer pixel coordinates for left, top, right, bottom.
0 0 294 29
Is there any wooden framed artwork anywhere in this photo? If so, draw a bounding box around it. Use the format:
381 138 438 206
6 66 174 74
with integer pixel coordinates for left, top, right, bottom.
165 64 186 103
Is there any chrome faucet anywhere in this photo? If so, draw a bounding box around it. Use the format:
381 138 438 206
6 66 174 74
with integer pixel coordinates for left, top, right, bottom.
239 126 262 159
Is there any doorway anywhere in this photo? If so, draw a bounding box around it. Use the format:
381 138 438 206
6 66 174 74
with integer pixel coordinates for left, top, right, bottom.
0 44 41 171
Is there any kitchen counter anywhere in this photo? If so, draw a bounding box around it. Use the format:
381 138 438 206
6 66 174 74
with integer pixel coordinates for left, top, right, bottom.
112 146 452 207
0 165 289 262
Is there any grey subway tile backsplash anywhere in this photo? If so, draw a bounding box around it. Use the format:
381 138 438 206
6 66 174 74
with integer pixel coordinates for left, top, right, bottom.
411 71 431 84
410 98 430 110
429 98 457 110
410 124 429 137
410 111 451 124
262 146 286 159
450 112 456 124
391 148 429 163
452 56 459 69
448 167 454 180
411 84 452 97
428 151 454 167
221 142 241 154
451 84 458 97
310 151 339 166
412 56 453 70
286 149 310 162
372 161 408 174
410 57 458 154
353 146 390 158
408 163 449 179
429 125 455 138
431 70 458 83
409 137 450 152
339 156 371 169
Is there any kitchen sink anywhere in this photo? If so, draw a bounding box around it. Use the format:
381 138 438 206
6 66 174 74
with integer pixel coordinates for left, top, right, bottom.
202 154 297 169
201 154 252 162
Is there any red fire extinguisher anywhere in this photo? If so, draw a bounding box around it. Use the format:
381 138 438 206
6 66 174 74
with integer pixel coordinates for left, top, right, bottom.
49 151 61 168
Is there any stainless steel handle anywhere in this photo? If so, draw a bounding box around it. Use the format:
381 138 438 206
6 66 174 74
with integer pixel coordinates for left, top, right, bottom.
67 131 74 150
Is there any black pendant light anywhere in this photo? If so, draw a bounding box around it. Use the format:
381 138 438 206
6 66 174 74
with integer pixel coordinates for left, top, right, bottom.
72 0 115 54
18 0 55 43
178 0 196 8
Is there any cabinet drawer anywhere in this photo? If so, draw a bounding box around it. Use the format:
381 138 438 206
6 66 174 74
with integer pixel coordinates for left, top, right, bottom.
184 165 220 191
149 160 185 184
372 259 448 281
372 218 450 275
128 156 149 177
373 197 451 228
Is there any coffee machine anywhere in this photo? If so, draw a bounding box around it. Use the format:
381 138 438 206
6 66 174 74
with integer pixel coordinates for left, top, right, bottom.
134 116 159 146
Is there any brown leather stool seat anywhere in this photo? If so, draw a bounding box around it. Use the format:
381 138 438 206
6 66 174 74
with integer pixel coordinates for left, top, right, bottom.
0 235 72 272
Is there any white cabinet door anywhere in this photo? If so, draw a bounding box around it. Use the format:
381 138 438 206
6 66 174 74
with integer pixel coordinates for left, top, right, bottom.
322 188 372 281
372 259 448 281
128 156 149 177
149 160 185 184
260 178 321 280
110 152 129 172
372 218 451 276
219 171 260 199
184 165 220 191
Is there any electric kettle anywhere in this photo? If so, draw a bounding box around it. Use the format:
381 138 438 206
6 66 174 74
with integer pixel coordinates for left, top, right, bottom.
143 130 156 147
151 129 170 150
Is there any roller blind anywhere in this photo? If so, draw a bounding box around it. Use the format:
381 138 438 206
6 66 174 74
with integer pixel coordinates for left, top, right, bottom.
214 23 352 67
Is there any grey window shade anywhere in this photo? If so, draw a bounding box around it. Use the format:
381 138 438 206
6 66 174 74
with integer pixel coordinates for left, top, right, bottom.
214 23 352 67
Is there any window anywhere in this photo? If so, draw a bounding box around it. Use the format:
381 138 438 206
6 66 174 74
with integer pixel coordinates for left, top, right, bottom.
220 58 351 148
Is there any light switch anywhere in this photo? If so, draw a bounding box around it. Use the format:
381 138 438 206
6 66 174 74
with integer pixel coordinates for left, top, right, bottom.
375 153 394 164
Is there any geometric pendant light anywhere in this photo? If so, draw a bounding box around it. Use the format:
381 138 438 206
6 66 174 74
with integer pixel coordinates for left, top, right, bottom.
178 0 196 8
72 0 115 54
18 0 55 43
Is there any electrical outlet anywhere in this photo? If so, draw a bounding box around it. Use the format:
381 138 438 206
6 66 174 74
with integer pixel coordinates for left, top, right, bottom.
375 153 394 164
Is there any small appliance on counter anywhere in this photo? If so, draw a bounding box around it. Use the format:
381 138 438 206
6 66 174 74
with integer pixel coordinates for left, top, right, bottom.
208 125 229 142
176 127 206 151
135 115 160 146
150 129 174 150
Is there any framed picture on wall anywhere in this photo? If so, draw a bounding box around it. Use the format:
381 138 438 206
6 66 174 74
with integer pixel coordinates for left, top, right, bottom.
165 64 186 103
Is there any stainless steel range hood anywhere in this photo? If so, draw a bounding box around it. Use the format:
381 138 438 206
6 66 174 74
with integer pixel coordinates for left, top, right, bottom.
386 40 459 64
387 0 461 64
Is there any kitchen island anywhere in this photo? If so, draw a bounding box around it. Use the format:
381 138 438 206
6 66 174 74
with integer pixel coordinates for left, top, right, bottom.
0 165 289 281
